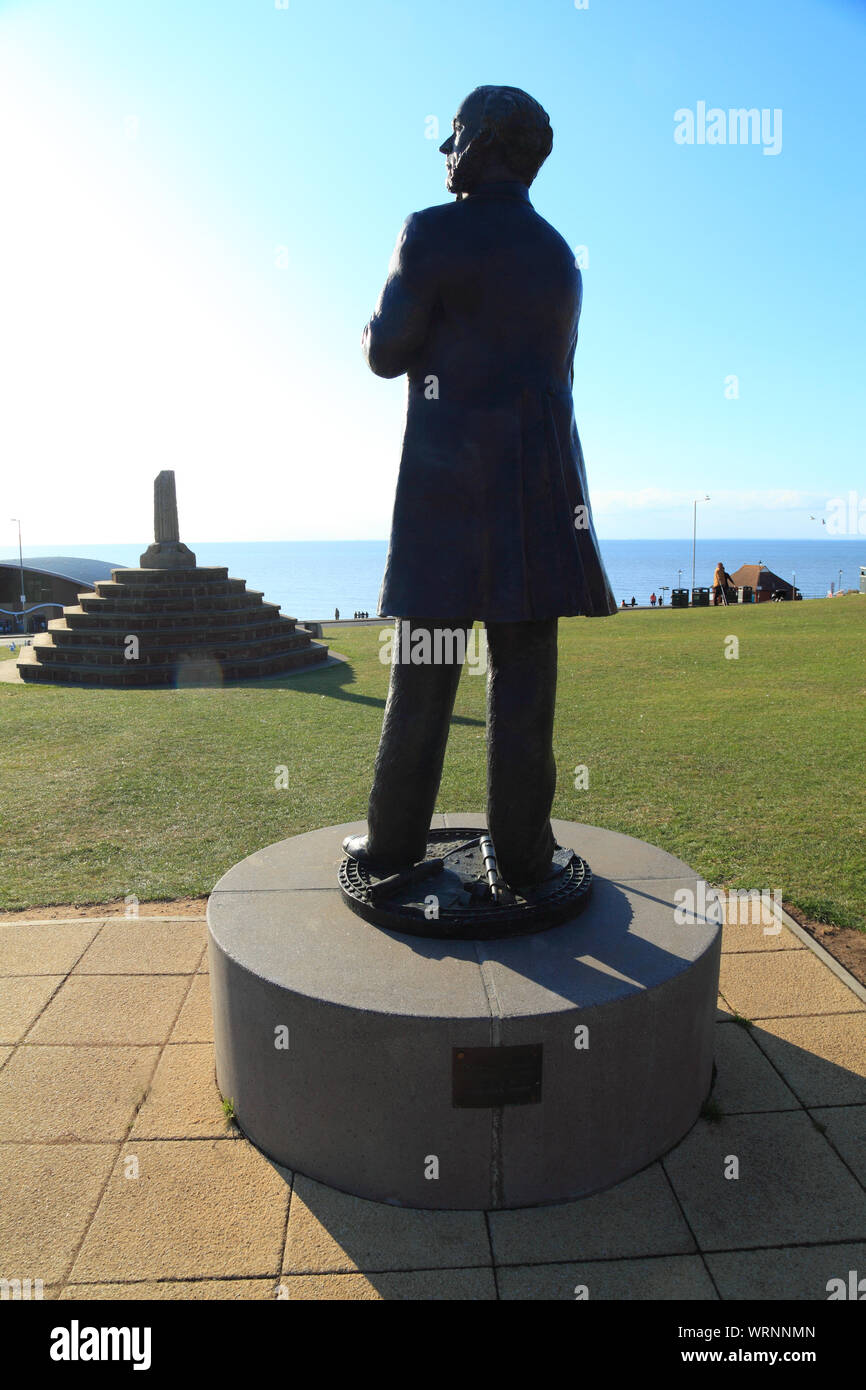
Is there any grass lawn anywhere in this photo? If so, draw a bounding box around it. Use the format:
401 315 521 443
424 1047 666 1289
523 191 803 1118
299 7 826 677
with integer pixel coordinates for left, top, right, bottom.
1 597 864 928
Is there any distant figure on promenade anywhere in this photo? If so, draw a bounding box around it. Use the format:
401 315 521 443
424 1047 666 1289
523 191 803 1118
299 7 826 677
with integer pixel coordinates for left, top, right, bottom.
621 598 626 608
658 592 664 605
630 596 636 608
335 608 340 621
650 592 656 607
713 562 734 605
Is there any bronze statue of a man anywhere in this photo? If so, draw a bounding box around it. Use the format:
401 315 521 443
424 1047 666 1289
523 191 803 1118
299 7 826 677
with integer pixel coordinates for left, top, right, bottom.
344 85 616 891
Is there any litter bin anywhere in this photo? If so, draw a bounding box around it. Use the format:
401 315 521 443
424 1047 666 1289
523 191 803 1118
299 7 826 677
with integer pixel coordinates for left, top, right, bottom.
671 588 690 608
691 588 710 607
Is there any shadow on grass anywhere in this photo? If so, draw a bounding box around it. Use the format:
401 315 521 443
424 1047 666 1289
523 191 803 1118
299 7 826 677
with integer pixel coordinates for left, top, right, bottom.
229 653 486 729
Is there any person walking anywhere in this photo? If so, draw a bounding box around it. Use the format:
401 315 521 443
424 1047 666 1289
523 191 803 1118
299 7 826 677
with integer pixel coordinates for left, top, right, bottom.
713 562 733 605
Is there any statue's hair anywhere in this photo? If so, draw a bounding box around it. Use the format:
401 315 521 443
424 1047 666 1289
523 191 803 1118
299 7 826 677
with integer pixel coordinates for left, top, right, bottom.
471 85 553 185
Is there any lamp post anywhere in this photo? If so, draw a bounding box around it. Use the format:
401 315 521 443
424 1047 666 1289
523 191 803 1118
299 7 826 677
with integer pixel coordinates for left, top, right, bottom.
839 568 843 594
792 570 796 602
10 518 25 632
691 495 710 601
677 568 682 588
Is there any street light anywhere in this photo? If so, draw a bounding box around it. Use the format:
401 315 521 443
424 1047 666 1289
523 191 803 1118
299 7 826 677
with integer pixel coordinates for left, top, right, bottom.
691 495 710 599
10 519 25 631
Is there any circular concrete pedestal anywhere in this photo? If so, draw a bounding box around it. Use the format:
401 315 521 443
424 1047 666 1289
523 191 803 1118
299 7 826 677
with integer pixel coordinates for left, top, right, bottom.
207 815 722 1210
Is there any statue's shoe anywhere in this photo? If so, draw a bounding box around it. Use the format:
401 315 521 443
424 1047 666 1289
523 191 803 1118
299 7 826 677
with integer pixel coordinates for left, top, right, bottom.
505 848 571 897
341 834 416 875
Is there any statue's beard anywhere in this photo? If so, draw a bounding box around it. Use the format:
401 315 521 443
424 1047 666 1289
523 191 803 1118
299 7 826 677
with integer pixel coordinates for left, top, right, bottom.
445 140 487 195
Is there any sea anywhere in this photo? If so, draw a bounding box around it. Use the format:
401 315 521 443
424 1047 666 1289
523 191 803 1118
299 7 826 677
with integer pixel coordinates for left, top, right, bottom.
6 539 865 618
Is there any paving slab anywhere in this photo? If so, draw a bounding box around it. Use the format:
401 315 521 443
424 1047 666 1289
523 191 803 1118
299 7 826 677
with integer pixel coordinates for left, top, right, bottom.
0 922 101 975
0 1143 117 1284
706 1243 866 1300
720 920 803 954
62 1279 277 1300
130 1043 226 1140
70 1140 291 1282
497 1254 718 1300
719 950 864 1019
5 884 866 1302
0 914 207 927
662 1111 866 1250
169 975 214 1042
74 921 206 974
277 1268 497 1299
750 1015 866 1107
282 1174 491 1273
809 1105 866 1187
0 976 64 1043
488 1164 695 1265
25 975 189 1045
710 1021 799 1114
0 1045 158 1142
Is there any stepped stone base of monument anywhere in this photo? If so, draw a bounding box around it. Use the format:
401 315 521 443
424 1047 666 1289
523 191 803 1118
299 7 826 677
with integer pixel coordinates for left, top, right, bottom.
207 814 722 1210
17 566 328 687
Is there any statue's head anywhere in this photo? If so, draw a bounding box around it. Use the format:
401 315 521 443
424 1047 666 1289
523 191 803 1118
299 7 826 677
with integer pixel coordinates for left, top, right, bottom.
439 86 553 195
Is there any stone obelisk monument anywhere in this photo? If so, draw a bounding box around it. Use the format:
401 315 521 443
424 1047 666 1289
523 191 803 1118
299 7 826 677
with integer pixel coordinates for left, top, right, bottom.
140 470 197 569
18 470 329 685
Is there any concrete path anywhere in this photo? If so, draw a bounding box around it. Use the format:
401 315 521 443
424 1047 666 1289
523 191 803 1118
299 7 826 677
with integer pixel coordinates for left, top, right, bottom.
0 645 31 682
1 898 863 1300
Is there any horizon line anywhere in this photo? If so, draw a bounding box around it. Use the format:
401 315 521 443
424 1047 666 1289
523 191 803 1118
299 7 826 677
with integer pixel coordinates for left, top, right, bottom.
2 534 865 555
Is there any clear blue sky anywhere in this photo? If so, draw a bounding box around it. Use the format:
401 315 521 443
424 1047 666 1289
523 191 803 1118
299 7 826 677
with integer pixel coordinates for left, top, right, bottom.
1 0 864 545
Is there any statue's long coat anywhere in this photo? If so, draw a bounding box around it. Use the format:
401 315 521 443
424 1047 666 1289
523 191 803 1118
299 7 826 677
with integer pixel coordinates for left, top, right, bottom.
363 180 617 622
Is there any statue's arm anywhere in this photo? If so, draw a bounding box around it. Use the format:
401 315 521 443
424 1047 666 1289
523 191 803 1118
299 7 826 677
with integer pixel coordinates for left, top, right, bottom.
569 267 584 391
362 214 436 379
